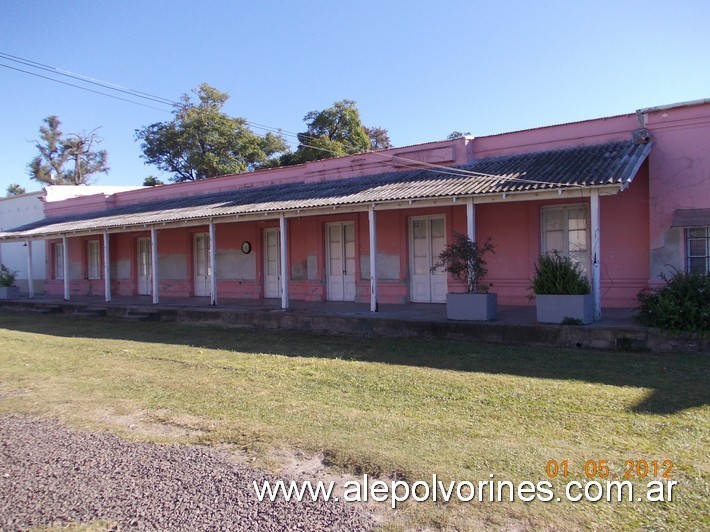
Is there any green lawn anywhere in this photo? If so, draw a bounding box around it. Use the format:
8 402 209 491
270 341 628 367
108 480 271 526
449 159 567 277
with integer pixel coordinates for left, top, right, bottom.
0 313 707 530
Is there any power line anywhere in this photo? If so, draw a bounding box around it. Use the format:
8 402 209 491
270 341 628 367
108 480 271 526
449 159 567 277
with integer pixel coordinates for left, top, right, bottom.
2 51 580 188
2 51 478 176
0 63 173 113
0 51 176 106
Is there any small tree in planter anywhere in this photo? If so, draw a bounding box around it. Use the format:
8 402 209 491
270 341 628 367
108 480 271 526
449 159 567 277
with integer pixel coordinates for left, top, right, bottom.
0 264 20 299
530 252 593 324
434 233 496 321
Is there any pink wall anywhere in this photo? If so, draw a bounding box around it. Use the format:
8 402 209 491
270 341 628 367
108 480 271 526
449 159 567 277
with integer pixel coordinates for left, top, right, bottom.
41 100 710 309
471 113 639 158
473 169 650 307
474 202 537 305
643 103 710 280
598 169 650 305
43 176 652 307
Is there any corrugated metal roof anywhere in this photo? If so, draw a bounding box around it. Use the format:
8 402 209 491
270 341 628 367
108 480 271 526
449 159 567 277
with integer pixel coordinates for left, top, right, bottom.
0 140 652 239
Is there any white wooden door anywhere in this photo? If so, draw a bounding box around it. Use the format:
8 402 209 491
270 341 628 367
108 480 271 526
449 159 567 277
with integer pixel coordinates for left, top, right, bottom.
326 222 356 301
137 238 152 295
409 216 447 303
264 228 281 298
194 233 211 297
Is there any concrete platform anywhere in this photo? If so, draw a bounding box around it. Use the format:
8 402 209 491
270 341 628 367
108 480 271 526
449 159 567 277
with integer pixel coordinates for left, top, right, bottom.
0 295 706 353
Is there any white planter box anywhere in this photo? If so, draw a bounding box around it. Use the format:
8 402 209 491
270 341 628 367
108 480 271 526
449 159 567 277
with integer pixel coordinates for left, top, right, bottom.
446 293 497 321
0 286 20 300
536 294 594 324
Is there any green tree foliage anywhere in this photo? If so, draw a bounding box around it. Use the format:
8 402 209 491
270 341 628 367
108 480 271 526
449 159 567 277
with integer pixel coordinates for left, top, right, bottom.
281 99 385 165
364 126 393 151
6 184 26 197
447 131 471 140
135 84 288 182
142 176 164 187
28 115 109 185
433 233 495 293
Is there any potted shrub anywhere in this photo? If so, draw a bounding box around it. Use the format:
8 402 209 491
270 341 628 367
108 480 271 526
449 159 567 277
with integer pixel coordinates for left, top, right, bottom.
434 233 496 321
0 264 20 300
530 252 593 324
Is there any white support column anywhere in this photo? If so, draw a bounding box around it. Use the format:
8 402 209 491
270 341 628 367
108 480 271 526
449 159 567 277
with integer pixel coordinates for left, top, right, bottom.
62 235 70 301
590 189 601 321
279 214 289 310
209 220 217 306
150 227 159 305
26 240 34 299
103 232 111 303
466 198 476 241
369 205 378 312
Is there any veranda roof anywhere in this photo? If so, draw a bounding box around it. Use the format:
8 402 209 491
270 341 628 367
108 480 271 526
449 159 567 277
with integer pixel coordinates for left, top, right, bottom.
0 139 652 241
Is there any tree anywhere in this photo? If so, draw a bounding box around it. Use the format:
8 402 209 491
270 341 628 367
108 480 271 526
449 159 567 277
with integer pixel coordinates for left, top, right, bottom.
433 234 495 294
142 176 164 187
364 126 393 151
28 115 109 185
135 83 288 182
447 131 471 140
6 184 26 197
281 99 381 165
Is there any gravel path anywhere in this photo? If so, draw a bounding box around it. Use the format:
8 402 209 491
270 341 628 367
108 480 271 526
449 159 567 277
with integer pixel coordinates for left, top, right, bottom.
0 415 376 531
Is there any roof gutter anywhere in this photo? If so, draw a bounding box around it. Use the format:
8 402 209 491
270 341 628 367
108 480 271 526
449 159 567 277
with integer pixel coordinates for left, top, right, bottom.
636 98 710 128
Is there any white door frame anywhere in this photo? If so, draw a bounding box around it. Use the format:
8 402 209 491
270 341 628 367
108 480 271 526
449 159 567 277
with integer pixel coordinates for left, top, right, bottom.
326 221 356 301
193 232 211 297
137 237 152 296
264 228 281 299
409 215 447 303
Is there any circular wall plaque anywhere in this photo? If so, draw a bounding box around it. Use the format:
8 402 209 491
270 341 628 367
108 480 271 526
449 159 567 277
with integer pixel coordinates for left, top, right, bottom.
241 241 252 254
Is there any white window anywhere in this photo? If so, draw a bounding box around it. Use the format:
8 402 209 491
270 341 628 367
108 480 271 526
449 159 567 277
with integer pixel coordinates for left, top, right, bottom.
87 240 101 279
53 243 64 280
686 227 710 275
542 205 590 274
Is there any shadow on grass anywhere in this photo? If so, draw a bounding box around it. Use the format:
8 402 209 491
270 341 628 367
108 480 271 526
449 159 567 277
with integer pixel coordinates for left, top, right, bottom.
1 312 707 415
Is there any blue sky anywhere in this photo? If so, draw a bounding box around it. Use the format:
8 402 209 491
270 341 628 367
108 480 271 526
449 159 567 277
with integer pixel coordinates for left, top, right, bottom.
1 0 708 191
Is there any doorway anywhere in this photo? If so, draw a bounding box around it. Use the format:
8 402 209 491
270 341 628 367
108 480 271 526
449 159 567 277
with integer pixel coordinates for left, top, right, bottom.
264 228 281 298
137 237 152 295
326 222 356 301
409 216 447 303
193 232 211 297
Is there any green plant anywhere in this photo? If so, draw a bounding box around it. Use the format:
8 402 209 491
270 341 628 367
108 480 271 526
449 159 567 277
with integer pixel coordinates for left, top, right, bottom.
0 264 17 287
560 317 584 326
637 269 710 334
530 252 591 296
433 233 495 293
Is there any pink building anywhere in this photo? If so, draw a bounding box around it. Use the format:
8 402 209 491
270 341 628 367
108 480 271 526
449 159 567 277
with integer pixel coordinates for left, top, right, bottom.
2 99 709 321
